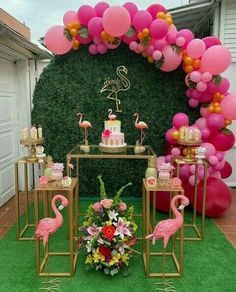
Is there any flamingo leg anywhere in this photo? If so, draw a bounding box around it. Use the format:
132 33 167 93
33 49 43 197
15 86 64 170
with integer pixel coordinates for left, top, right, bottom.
140 129 145 145
84 128 88 142
115 93 122 112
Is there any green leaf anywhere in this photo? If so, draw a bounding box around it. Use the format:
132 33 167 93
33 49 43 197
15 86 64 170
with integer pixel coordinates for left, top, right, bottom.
155 56 164 69
188 76 197 89
79 26 89 39
171 44 181 55
97 175 106 199
64 28 73 41
212 75 222 85
221 127 232 135
202 103 210 108
126 26 135 38
141 36 151 48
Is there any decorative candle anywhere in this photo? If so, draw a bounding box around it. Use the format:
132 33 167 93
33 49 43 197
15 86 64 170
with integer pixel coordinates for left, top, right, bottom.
30 126 38 139
194 129 201 141
184 128 189 140
179 126 186 140
38 125 43 139
20 128 28 140
188 129 193 140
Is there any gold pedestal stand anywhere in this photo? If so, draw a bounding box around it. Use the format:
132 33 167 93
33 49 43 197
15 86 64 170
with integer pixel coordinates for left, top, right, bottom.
20 138 44 162
34 178 79 277
142 179 185 277
15 158 45 240
174 157 208 241
177 139 201 162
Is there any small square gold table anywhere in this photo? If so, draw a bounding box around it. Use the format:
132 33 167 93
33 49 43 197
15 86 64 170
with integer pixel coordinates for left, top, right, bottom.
34 178 78 277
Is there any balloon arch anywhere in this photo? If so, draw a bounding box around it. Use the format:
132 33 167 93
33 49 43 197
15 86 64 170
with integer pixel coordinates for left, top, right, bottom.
44 2 235 217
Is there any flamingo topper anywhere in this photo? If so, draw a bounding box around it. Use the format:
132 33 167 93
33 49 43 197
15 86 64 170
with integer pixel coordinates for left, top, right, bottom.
133 113 148 146
35 194 68 247
77 112 92 143
108 108 117 120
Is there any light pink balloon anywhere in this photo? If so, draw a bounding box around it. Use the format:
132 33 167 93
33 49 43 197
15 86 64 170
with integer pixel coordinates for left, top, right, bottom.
190 71 201 83
129 41 138 51
123 2 138 20
150 19 169 39
189 175 199 186
201 72 212 83
209 155 219 165
171 147 181 156
132 10 152 31
103 6 131 37
145 45 155 56
176 36 185 47
187 39 206 58
95 2 109 17
207 113 225 130
168 25 178 35
190 165 196 175
200 45 231 75
97 42 108 54
147 4 167 19
77 5 97 26
88 44 98 55
200 106 210 117
152 50 162 61
176 29 194 49
45 25 72 55
188 98 199 108
201 142 216 159
172 113 189 129
63 10 78 26
195 117 207 129
196 81 207 92
160 45 182 72
201 128 210 140
88 17 103 38
221 94 236 120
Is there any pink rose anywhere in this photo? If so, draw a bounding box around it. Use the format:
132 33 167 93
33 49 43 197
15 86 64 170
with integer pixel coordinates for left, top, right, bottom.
92 202 102 212
119 202 127 212
101 199 113 209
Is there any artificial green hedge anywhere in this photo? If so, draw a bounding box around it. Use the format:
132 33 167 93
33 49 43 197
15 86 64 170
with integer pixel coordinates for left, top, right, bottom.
32 44 199 197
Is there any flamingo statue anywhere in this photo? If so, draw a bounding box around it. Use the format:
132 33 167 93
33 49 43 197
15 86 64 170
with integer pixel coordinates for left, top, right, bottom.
133 113 148 146
108 109 117 120
35 194 68 247
77 112 92 143
67 156 74 177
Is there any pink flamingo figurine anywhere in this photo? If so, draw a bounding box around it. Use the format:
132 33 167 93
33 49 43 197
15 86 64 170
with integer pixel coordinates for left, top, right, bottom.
133 113 148 145
77 112 92 142
35 194 68 247
108 109 117 120
67 156 74 177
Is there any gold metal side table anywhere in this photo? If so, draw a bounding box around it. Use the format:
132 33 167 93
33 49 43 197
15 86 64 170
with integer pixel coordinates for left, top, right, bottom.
15 158 45 240
34 178 78 277
142 179 185 277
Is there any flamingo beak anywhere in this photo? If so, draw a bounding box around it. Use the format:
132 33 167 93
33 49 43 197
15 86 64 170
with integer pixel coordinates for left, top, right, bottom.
178 204 185 210
58 204 65 211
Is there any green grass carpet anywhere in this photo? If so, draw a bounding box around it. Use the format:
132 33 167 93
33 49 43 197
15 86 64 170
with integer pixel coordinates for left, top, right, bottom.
1 200 236 292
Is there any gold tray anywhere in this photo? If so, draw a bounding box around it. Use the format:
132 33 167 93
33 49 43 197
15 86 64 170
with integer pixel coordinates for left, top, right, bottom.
99 143 127 153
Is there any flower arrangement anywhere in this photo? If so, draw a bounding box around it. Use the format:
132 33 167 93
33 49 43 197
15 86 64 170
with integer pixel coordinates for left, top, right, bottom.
80 176 137 276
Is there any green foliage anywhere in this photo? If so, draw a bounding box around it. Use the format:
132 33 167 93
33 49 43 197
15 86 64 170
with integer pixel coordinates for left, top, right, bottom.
32 44 199 197
97 175 107 199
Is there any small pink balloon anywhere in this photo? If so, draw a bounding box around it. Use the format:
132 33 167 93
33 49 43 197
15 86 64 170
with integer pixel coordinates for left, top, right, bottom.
165 128 177 145
152 50 162 61
190 165 196 175
88 44 98 55
154 39 166 51
191 90 202 100
88 17 103 38
195 117 207 129
214 160 225 171
123 2 138 20
175 36 185 47
190 71 201 83
221 94 236 120
172 113 189 129
210 171 221 179
147 4 167 19
171 147 181 156
103 6 131 37
218 77 230 94
201 142 216 159
77 5 97 26
196 81 207 92
150 19 169 40
209 155 219 165
202 36 221 49
176 29 194 49
207 113 225 130
200 106 210 117
188 98 199 108
95 2 109 17
97 43 108 54
63 10 78 26
189 175 199 186
160 45 182 72
201 128 210 140
187 39 206 58
186 88 192 98
77 34 93 44
201 72 212 83
132 10 152 32
166 154 173 163
93 37 102 44
129 41 138 51
45 25 72 55
145 45 155 56
215 151 225 161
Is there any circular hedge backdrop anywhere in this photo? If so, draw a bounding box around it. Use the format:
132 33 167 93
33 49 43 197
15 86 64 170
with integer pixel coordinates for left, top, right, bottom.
32 44 199 197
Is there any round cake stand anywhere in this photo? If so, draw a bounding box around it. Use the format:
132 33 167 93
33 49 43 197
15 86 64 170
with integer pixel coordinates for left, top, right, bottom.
177 140 201 162
99 143 127 153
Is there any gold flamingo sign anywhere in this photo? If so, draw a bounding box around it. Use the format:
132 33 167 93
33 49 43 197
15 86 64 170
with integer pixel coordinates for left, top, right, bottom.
100 65 131 112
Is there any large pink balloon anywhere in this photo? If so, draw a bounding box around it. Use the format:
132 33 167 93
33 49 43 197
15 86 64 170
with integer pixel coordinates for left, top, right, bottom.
200 45 231 75
220 161 232 179
88 17 103 38
149 19 168 39
45 25 72 55
207 113 225 130
221 94 236 120
201 142 216 159
123 2 138 20
160 45 182 72
77 5 97 26
103 6 131 37
147 4 167 19
63 10 78 26
132 10 152 32
172 113 189 129
187 39 206 58
95 2 109 17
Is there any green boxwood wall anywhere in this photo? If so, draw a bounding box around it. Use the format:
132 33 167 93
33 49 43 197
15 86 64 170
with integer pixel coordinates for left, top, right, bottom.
32 44 199 197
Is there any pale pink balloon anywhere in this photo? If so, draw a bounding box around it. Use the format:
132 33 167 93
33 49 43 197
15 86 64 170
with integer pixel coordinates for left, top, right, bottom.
196 81 207 92
121 34 137 44
93 37 102 44
187 39 206 58
97 42 108 54
171 147 181 156
132 10 152 32
201 142 216 159
160 45 182 72
63 10 78 26
45 25 72 55
207 113 225 130
209 155 219 165
195 117 207 129
152 50 162 61
172 113 189 129
202 36 221 49
190 71 201 83
129 41 138 51
176 29 194 49
201 72 212 83
190 165 196 175
95 2 109 17
88 17 103 38
154 39 166 51
150 19 169 40
200 45 231 75
103 6 131 37
200 106 210 117
188 98 199 108
189 175 199 186
88 44 98 55
221 94 236 120
176 36 185 47
147 4 167 19
123 2 138 20
77 5 97 26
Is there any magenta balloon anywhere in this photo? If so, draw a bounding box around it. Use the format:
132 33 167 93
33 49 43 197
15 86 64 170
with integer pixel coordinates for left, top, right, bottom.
207 113 225 130
221 94 236 120
214 160 225 171
123 2 138 20
88 44 98 55
154 39 166 51
63 10 78 26
188 98 199 108
220 161 232 179
200 45 231 75
201 142 216 159
122 34 137 44
186 88 192 98
179 165 190 181
199 92 212 103
77 34 93 44
97 43 108 54
160 45 182 72
150 19 168 39
191 89 201 100
176 29 194 49
172 113 189 129
201 128 210 140
166 33 176 45
147 4 167 19
190 71 201 82
88 17 103 38
187 39 206 58
207 128 235 151
103 6 131 37
145 45 154 56
45 25 72 55
95 2 109 17
218 77 230 94
165 128 177 145
200 106 210 117
132 10 152 31
77 5 97 26
202 36 221 49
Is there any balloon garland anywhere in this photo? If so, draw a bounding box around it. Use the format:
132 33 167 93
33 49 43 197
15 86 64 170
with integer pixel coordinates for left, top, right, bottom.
45 2 236 217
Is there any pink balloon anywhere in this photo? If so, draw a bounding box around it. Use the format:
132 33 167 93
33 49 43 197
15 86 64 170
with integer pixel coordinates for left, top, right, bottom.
188 98 199 108
171 147 181 156
186 88 192 98
215 151 225 161
88 17 103 38
77 34 93 44
152 50 162 61
156 156 166 166
218 77 230 94
220 161 232 179
88 44 98 55
187 39 206 58
189 165 196 175
150 19 168 39
195 117 207 129
160 45 182 72
172 113 189 129
132 10 152 32
121 34 137 44
209 155 219 165
200 106 210 117
201 72 212 83
147 4 167 19
179 165 190 181
103 6 131 37
211 171 222 179
202 36 221 49
97 43 108 54
45 25 72 55
175 36 185 47
191 89 202 100
77 5 97 26
196 81 207 92
63 10 78 26
189 175 199 186
95 2 109 17
165 128 177 145
221 94 236 120
166 33 177 45
190 71 201 83
200 45 231 75
214 160 225 171
93 37 102 44
207 113 225 130
201 142 216 159
123 2 138 20
145 45 155 56
165 155 173 163
176 29 194 49
104 38 121 49
201 128 210 140
154 39 166 51
129 41 138 51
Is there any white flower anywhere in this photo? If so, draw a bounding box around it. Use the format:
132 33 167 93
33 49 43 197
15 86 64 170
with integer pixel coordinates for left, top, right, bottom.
114 217 131 240
108 210 119 221
86 242 92 253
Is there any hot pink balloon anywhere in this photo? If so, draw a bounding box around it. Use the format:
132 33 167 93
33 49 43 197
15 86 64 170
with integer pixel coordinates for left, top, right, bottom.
176 29 194 49
103 6 131 37
145 45 155 56
218 77 230 94
199 92 212 103
171 147 181 156
191 90 202 100
172 113 189 129
186 88 192 98
63 10 78 26
95 2 109 17
202 36 221 49
45 25 73 55
160 45 182 72
201 142 216 159
165 128 177 145
77 5 97 26
221 93 236 120
97 42 108 54
200 106 210 117
187 39 206 58
165 155 173 163
132 10 152 32
147 4 167 19
215 151 225 161
150 19 168 39
207 113 225 130
179 165 190 181
166 33 176 45
188 98 199 108
154 39 166 51
200 45 231 75
123 2 138 20
190 71 201 83
77 34 93 44
201 128 210 140
195 117 207 129
220 161 232 179
88 17 103 38
88 44 98 55
209 155 219 165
